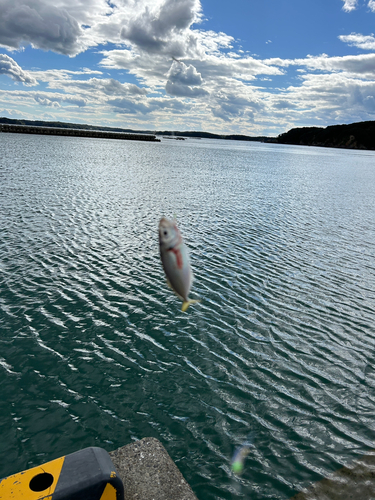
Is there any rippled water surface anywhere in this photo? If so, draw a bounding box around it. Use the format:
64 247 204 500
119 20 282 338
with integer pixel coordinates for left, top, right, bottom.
1 132 375 499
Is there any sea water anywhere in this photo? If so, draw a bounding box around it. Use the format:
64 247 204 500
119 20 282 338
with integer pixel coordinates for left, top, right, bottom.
1 132 375 499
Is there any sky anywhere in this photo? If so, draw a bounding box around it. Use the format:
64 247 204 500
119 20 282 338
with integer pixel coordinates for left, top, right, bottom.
0 0 375 136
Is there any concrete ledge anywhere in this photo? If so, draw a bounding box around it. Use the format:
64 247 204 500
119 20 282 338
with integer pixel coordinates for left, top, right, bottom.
290 450 375 500
109 437 198 500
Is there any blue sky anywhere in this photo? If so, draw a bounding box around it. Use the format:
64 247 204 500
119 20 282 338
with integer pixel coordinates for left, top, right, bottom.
0 0 375 136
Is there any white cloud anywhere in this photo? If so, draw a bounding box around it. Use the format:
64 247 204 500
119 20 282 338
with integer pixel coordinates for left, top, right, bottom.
0 54 38 85
4 47 375 134
165 60 208 97
107 97 151 115
29 68 103 85
45 76 148 97
266 53 375 79
119 0 202 56
302 53 375 77
342 0 358 11
0 0 83 55
0 107 27 119
1 0 375 135
34 95 61 107
341 0 375 12
165 80 208 97
211 93 260 122
340 32 375 50
0 0 207 59
99 48 285 94
0 88 88 107
107 95 190 115
100 79 148 96
167 60 202 86
194 30 234 54
287 72 375 122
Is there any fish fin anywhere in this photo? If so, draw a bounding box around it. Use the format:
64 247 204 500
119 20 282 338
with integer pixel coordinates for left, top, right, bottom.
181 299 200 312
166 278 173 290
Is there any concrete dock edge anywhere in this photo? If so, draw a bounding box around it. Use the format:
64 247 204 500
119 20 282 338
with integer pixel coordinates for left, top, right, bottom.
109 437 198 500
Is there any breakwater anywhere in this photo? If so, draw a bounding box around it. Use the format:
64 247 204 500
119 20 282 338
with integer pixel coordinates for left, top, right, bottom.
0 123 160 142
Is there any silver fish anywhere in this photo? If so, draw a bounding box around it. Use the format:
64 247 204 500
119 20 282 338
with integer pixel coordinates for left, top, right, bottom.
159 217 199 312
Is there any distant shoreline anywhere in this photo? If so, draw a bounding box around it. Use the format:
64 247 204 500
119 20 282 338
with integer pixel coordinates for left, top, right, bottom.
0 117 270 144
0 122 160 142
1 117 374 150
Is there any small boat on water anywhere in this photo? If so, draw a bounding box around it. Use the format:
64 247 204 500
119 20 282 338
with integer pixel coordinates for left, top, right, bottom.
162 136 186 140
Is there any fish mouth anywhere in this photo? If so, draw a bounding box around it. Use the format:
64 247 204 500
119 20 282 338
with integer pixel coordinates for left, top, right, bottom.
159 218 172 237
159 218 172 234
159 217 178 229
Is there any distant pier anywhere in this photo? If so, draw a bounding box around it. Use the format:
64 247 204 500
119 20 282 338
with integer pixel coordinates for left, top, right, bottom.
0 123 160 142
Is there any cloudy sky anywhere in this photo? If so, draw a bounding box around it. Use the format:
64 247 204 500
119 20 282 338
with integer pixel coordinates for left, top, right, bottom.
0 0 375 136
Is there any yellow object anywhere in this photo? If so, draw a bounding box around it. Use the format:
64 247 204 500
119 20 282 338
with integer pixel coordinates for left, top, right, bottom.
181 299 200 312
100 483 117 500
0 447 123 500
0 456 64 499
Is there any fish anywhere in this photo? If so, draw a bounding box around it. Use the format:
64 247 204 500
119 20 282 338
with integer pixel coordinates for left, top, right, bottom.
159 217 200 312
231 433 255 475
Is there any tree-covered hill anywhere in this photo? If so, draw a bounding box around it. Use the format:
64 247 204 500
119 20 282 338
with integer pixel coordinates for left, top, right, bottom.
277 121 375 150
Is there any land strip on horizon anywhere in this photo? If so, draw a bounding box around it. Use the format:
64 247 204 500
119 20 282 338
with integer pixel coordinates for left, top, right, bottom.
1 117 374 150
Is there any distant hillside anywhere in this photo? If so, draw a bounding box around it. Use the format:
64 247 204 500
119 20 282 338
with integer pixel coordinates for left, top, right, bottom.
0 117 267 142
277 121 375 150
1 116 374 150
159 130 268 141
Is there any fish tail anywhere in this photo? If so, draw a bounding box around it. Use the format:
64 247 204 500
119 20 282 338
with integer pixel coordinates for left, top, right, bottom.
231 460 244 475
181 299 200 312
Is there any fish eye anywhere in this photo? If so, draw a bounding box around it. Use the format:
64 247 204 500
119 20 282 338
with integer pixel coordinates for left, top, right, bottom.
163 230 168 236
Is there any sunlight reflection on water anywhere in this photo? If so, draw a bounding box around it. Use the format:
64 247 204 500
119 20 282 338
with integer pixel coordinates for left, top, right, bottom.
1 133 375 499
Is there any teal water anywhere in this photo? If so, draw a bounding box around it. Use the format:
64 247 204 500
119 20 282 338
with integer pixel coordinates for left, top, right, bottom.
1 132 375 499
